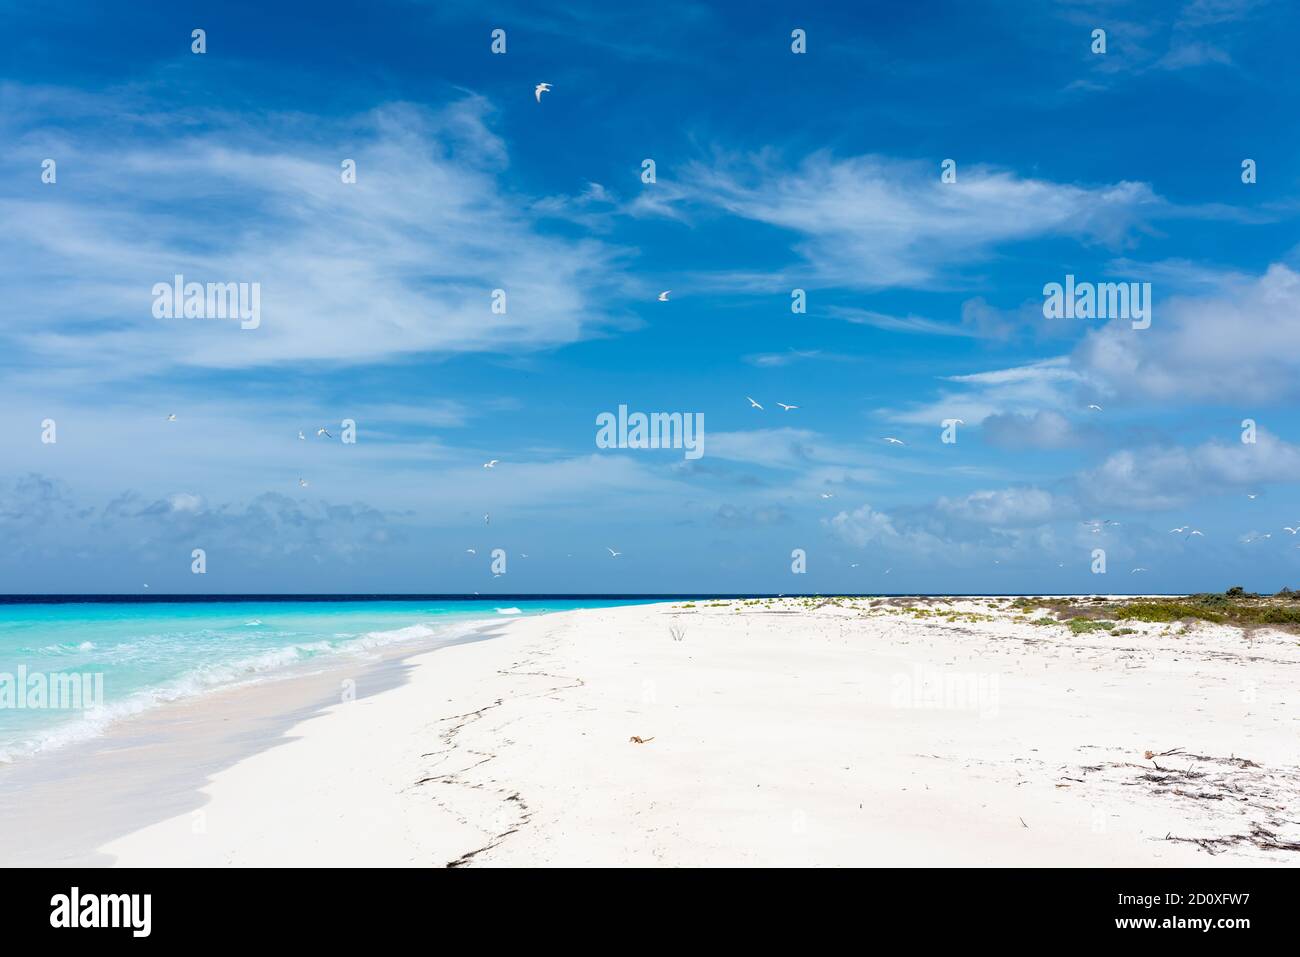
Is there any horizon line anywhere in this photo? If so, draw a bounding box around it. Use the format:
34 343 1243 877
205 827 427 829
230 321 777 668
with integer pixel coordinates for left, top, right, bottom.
0 592 1203 605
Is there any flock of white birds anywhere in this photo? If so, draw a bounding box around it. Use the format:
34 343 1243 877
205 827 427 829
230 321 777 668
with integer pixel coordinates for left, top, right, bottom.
149 86 1287 587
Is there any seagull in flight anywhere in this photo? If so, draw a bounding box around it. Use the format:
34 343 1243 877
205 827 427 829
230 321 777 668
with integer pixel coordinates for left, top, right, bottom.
298 478 308 488
297 430 306 440
316 427 332 439
534 82 551 102
819 492 835 499
465 548 477 555
883 437 905 445
484 513 490 525
777 403 798 411
657 290 671 302
483 460 499 469
1187 529 1203 538
1131 567 1148 574
1284 527 1299 535
166 413 176 422
1170 526 1188 534
607 547 622 558
1246 492 1260 500
1087 404 1103 412
746 397 763 410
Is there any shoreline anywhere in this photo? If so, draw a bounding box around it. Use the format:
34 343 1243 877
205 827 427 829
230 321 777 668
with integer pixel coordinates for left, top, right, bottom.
0 617 512 866
4 597 1297 867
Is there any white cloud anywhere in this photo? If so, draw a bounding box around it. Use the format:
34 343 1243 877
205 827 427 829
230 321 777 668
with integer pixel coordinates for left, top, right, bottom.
828 306 985 338
656 151 1166 290
0 91 637 375
824 504 903 548
982 410 1085 449
887 357 1091 426
1075 264 1300 403
1077 431 1300 510
886 264 1300 429
937 487 1062 526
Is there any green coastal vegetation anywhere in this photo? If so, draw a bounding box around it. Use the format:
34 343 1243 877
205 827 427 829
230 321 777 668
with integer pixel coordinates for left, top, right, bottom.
1013 587 1300 632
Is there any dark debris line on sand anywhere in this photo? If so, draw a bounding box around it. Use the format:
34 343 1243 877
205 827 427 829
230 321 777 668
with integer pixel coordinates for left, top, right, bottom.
406 645 586 868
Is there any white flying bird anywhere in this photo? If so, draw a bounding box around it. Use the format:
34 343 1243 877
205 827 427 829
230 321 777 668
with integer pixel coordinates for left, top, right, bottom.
883 437 905 445
657 290 671 301
1170 526 1188 533
482 460 499 469
1087 404 1103 412
466 548 476 555
746 397 762 409
166 413 176 422
1284 527 1299 534
316 427 332 438
298 478 308 488
819 492 835 499
1188 529 1203 537
1131 568 1148 573
1247 492 1260 500
534 82 551 102
607 547 622 558
484 513 490 525
777 403 798 411
297 430 306 440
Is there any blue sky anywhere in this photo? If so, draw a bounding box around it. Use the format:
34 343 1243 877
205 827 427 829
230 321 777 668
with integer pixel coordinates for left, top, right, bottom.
2 0 1300 594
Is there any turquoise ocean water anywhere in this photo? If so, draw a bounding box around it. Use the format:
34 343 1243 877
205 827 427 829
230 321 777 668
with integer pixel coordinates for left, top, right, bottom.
0 599 642 763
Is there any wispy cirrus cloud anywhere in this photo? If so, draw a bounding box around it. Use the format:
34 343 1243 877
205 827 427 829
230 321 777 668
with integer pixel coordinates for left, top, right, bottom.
885 357 1093 427
643 151 1173 291
1053 0 1267 84
0 89 638 377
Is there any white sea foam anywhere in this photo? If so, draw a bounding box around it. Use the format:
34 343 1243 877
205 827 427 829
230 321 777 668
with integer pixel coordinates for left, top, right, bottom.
32 640 97 655
0 615 499 763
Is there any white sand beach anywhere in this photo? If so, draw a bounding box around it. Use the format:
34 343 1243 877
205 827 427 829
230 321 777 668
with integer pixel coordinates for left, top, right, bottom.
9 598 1300 867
